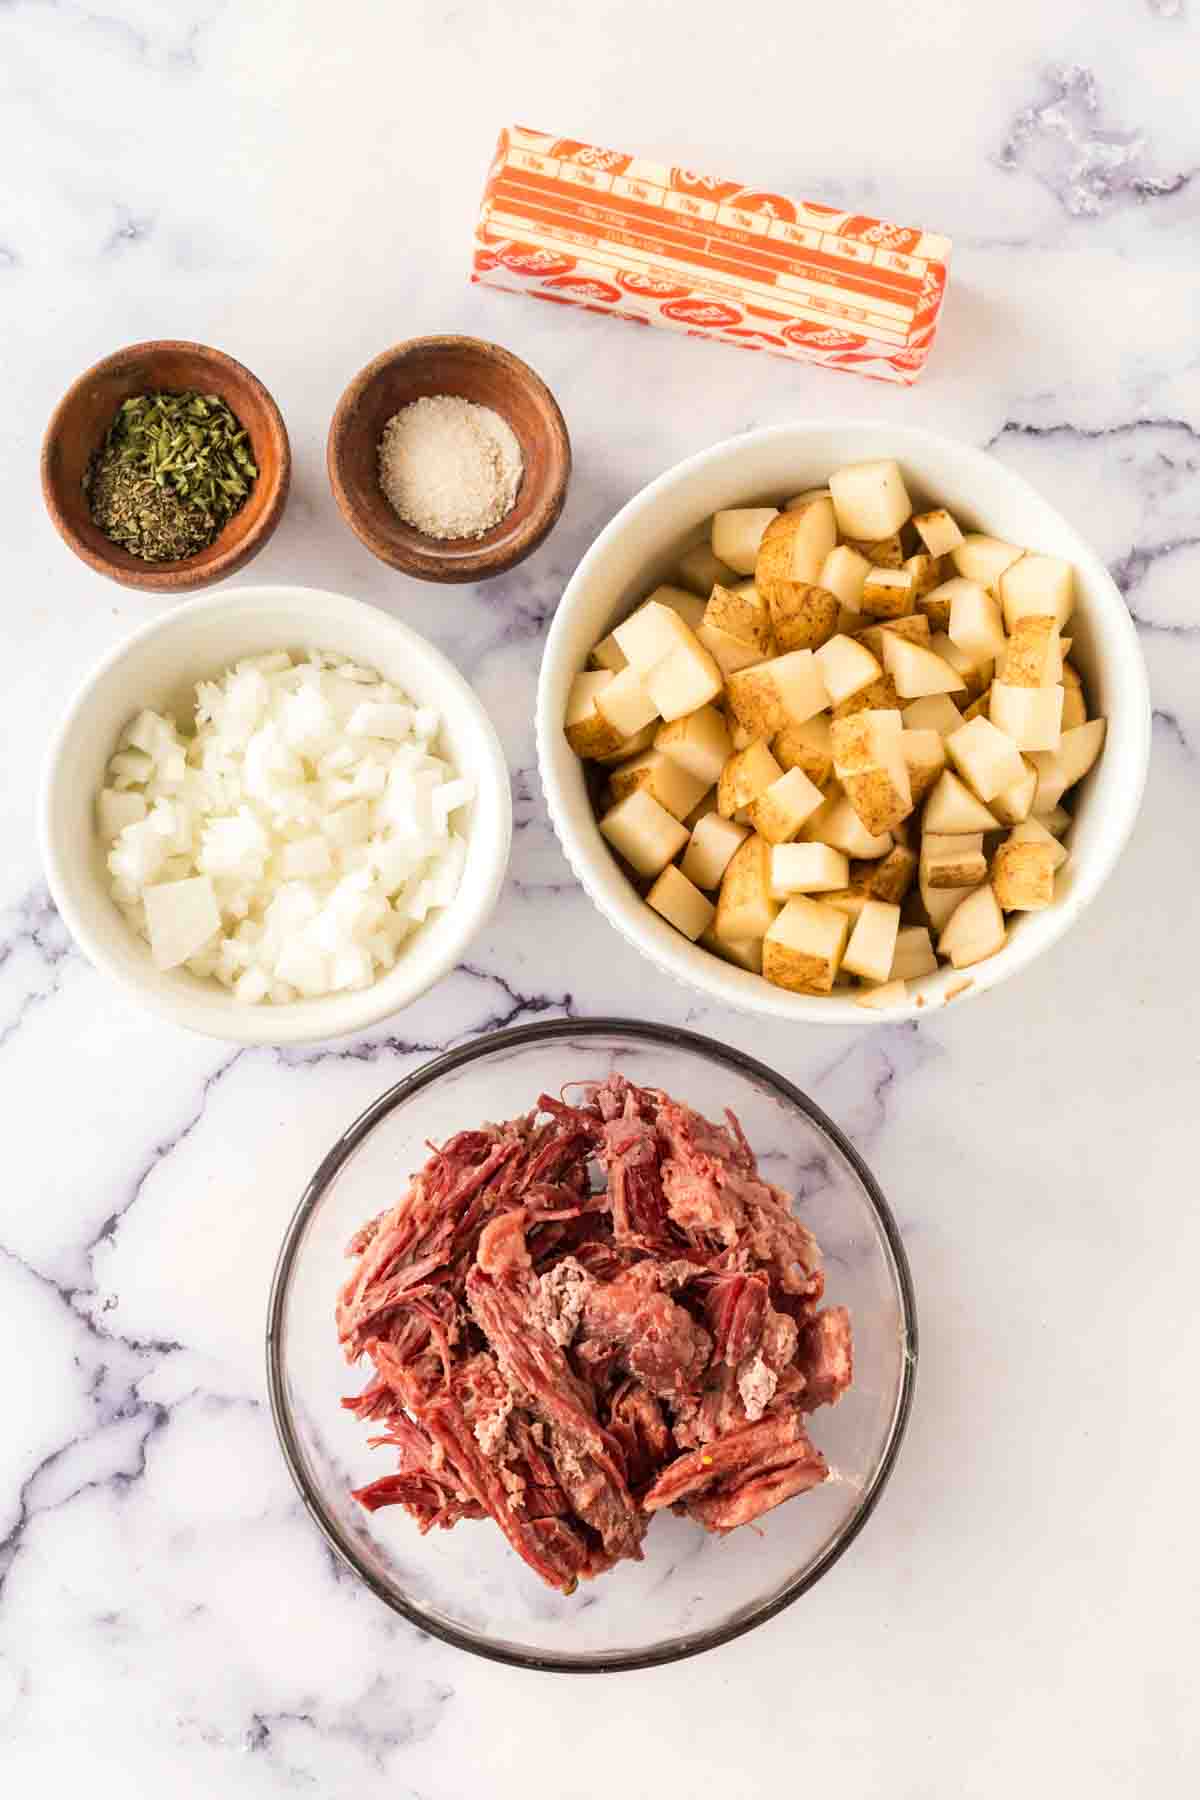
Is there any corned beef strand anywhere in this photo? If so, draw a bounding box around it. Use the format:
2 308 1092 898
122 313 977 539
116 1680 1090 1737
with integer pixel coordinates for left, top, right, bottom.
339 1072 852 1594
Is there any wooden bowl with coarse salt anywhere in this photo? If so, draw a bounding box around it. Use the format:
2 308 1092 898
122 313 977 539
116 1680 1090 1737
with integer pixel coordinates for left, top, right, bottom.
327 335 571 584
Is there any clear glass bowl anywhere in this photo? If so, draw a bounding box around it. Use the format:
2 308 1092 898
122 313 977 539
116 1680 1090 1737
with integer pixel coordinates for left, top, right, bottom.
266 1020 917 1672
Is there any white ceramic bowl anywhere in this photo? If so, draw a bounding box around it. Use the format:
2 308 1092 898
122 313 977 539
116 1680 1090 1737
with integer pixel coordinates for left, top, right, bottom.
42 585 512 1045
538 422 1151 1023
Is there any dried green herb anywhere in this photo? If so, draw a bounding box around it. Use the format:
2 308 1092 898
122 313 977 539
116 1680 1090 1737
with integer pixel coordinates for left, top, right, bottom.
85 389 258 563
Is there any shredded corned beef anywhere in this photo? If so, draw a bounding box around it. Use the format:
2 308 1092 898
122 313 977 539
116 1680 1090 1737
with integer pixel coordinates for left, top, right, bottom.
338 1072 853 1593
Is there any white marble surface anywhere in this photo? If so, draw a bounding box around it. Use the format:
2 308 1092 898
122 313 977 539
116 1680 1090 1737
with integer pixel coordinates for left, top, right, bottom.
2 1 1198 1792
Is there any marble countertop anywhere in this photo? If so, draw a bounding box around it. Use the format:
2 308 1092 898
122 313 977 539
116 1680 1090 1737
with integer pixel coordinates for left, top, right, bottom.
2 2 1197 1793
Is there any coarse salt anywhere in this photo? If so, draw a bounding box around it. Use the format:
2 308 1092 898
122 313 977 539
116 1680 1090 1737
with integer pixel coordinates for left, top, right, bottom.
378 395 523 540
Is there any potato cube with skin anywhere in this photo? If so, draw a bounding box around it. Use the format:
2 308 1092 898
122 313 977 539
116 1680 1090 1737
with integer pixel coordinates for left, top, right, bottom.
860 567 915 620
588 632 628 674
845 532 904 568
1002 616 1061 687
613 599 694 672
990 755 1038 826
1035 805 1072 838
882 636 966 700
891 925 937 981
655 705 730 786
929 633 991 701
989 682 1064 752
712 507 780 576
773 715 833 789
855 979 909 1010
681 813 750 890
921 832 987 889
1061 682 1088 731
700 925 763 974
857 616 930 659
696 618 765 677
916 581 956 634
766 583 840 653
831 710 913 837
913 509 964 559
647 864 716 941
829 459 912 542
592 721 657 766
802 792 894 860
716 834 780 940
945 715 1027 801
718 740 783 819
727 650 829 736
599 788 688 878
785 486 832 510
822 888 869 921
565 671 623 758
948 579 1007 663
595 665 659 738
702 584 774 657
853 844 918 904
999 553 1075 631
923 769 1000 833
645 635 724 722
769 843 850 897
938 883 1007 968
814 634 882 706
763 897 851 994
991 839 1056 911
903 553 944 599
921 876 978 933
901 694 964 738
607 750 711 821
755 499 837 593
1009 816 1069 870
819 544 872 611
901 727 946 803
728 715 757 752
746 766 826 845
960 688 992 724
677 540 737 596
951 534 1024 593
842 899 901 984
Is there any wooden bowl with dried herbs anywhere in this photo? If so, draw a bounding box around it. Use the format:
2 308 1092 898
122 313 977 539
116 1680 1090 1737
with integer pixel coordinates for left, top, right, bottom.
41 341 290 592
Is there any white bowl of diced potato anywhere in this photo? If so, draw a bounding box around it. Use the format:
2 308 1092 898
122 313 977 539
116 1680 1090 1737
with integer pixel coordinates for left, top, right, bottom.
537 422 1150 1020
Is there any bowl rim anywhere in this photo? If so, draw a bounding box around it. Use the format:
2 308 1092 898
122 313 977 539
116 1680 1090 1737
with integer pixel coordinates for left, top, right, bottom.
536 418 1152 1025
39 583 513 1046
40 338 291 592
264 1016 918 1674
326 333 571 584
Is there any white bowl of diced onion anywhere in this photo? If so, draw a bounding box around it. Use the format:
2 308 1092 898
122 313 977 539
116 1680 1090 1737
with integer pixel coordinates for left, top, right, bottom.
42 585 511 1044
537 421 1151 1022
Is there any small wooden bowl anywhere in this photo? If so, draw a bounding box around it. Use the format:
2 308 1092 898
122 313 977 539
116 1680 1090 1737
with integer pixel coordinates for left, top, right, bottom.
41 340 291 593
327 336 570 583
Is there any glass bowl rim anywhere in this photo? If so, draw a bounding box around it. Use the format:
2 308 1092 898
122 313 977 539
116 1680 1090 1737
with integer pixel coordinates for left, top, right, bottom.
265 1016 918 1674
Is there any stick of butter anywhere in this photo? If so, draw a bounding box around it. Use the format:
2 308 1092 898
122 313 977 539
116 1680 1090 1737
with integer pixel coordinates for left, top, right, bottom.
472 127 952 385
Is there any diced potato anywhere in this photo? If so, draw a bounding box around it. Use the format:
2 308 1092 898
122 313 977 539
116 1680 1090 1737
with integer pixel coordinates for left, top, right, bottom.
785 486 832 509
1035 805 1072 838
852 844 918 904
831 673 901 719
646 635 724 722
822 888 870 922
1031 718 1106 799
991 839 1056 912
700 925 763 974
717 740 783 819
726 650 829 736
999 553 1074 631
882 636 967 700
814 634 882 705
696 618 765 677
769 842 850 896
819 544 872 610
917 580 956 633
845 532 904 568
855 978 909 1010
677 540 737 596
1009 816 1069 870
681 813 750 890
97 788 147 841
901 727 946 804
903 553 944 599
960 688 992 724
891 925 937 981
608 749 711 821
683 789 719 831
947 579 1007 663
647 864 717 940
716 833 780 939
829 459 912 541
655 704 731 786
802 792 894 860
755 499 838 593
763 896 851 994
921 832 987 889
565 671 624 758
1002 616 1061 687
989 683 1065 752
989 755 1038 826
1061 682 1088 731
945 715 1027 802
857 616 930 660
901 694 964 738
921 876 978 933
599 788 688 877
922 770 1000 833
929 633 991 701
595 666 660 738
951 534 1024 593
613 599 695 671
860 567 915 620
938 883 1006 969
913 509 964 558
588 632 628 674
592 721 658 766
747 767 826 844
842 899 901 984
702 583 774 656
766 583 840 653
772 715 833 789
651 585 708 632
712 507 780 575
831 710 913 836
728 716 757 751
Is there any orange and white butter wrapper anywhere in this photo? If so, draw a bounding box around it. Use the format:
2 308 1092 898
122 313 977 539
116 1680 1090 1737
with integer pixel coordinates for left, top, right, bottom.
473 127 952 385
